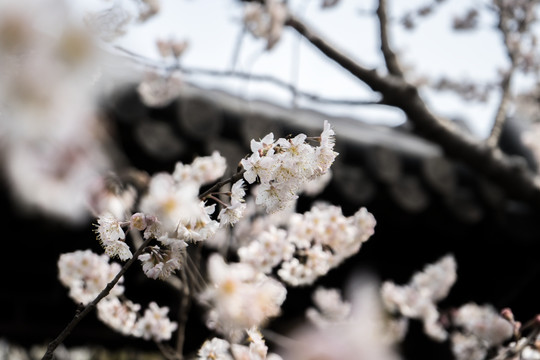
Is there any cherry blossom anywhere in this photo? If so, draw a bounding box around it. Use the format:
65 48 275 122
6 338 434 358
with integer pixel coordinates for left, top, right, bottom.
381 255 457 341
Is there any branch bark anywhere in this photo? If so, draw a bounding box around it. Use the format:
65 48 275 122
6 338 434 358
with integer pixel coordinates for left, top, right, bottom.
487 2 519 148
199 169 246 200
376 0 404 77
285 14 540 208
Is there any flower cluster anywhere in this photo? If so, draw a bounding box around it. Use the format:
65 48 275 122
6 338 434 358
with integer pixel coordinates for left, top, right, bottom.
59 120 352 355
241 120 338 213
218 180 248 227
91 151 233 279
95 213 131 260
0 0 110 222
58 250 177 341
138 241 186 280
198 328 282 360
450 303 513 360
238 203 376 286
306 287 352 328
132 302 178 341
58 250 124 304
381 254 457 341
282 281 402 360
200 254 287 341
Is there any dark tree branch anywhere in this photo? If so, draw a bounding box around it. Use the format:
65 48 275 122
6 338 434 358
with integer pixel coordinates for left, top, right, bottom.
199 169 246 200
488 68 515 148
487 3 519 148
175 258 192 358
42 236 154 360
285 13 540 208
376 0 404 77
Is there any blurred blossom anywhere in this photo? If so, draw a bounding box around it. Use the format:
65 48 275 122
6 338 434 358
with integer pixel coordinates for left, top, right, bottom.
381 255 457 341
200 254 287 341
58 250 125 304
132 302 177 341
306 287 352 328
281 278 401 360
0 0 113 223
237 202 375 286
198 329 282 360
97 297 140 336
243 0 288 51
452 303 513 347
137 70 183 107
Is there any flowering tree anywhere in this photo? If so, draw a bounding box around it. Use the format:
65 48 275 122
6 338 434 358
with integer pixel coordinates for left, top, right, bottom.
3 0 540 360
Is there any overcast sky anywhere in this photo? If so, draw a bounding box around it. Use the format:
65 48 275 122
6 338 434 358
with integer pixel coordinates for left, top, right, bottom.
73 0 532 137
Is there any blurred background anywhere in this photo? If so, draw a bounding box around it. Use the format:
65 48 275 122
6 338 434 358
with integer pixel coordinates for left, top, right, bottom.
3 0 540 359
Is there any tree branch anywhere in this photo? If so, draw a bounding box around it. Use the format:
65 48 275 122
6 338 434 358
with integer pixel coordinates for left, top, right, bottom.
41 236 154 360
285 14 540 208
175 257 192 358
199 169 246 200
112 45 381 106
487 3 519 148
376 0 404 77
488 68 515 148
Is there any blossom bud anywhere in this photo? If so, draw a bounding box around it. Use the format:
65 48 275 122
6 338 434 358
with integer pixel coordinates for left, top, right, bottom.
130 212 147 231
500 307 514 323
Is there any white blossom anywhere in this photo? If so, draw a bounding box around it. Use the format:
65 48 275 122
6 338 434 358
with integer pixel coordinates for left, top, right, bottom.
276 204 375 286
238 226 294 274
95 213 132 260
243 0 288 50
306 287 352 328
242 122 338 213
132 302 177 341
173 151 227 185
450 332 487 360
381 255 457 341
139 173 201 237
97 297 140 336
453 303 513 347
231 179 247 202
138 239 186 280
218 200 247 227
201 254 286 340
58 250 124 305
137 70 183 107
96 213 125 243
198 338 233 360
282 279 401 360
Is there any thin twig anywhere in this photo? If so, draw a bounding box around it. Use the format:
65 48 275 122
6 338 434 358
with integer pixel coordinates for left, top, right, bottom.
175 256 192 357
155 341 182 360
376 0 404 77
185 249 207 295
490 326 540 360
199 169 246 200
230 25 247 71
111 45 381 106
488 68 514 148
41 236 154 360
487 3 518 148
